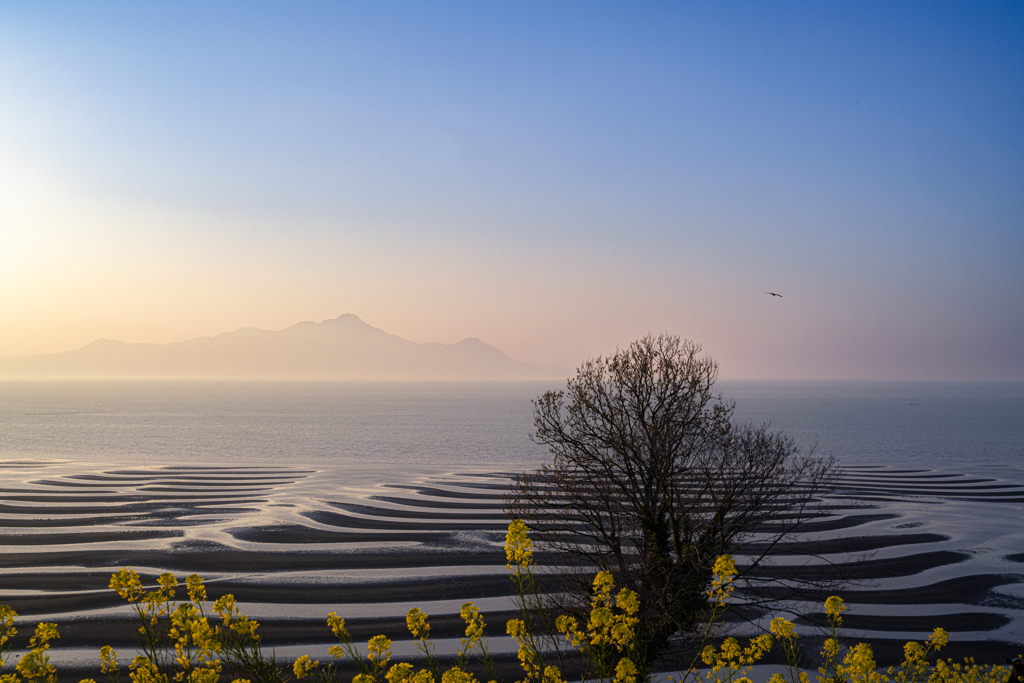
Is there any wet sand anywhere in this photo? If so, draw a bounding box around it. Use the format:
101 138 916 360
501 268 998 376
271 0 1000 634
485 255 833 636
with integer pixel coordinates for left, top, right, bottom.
1 461 1022 679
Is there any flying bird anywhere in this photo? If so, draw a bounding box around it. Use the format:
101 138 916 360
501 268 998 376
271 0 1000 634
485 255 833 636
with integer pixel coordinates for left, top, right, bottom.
765 292 783 297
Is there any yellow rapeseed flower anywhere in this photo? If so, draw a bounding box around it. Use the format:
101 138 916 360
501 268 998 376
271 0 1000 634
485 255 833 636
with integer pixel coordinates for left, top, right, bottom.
0 605 18 647
129 656 164 683
712 555 737 579
903 641 925 663
748 634 773 661
213 595 236 619
185 575 206 604
188 667 220 683
441 667 478 683
460 603 485 645
708 555 737 603
387 662 415 683
15 635 58 683
838 642 879 683
610 621 632 649
230 616 259 639
110 568 144 601
506 619 526 639
29 622 59 649
615 658 638 683
368 635 393 664
407 608 430 639
616 588 639 615
555 615 583 648
504 520 534 569
516 641 540 677
327 613 348 640
593 571 615 595
543 665 565 683
157 573 178 599
292 655 318 679
770 617 796 639
824 596 845 618
929 627 949 648
100 646 119 674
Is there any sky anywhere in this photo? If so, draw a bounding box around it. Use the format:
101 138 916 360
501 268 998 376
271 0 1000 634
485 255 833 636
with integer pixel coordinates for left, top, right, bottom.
1 1 1021 380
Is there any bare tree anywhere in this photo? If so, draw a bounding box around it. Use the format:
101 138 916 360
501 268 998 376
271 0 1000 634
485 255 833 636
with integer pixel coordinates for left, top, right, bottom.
505 335 839 667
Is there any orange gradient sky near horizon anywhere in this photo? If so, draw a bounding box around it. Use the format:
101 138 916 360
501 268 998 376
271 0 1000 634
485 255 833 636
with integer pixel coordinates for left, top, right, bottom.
2 3 1021 381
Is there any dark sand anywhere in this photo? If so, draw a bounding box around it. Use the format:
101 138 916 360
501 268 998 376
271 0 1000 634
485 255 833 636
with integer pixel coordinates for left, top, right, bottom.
1 463 1022 682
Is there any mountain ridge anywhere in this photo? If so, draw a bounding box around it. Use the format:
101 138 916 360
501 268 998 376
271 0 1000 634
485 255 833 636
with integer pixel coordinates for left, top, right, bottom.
0 314 568 380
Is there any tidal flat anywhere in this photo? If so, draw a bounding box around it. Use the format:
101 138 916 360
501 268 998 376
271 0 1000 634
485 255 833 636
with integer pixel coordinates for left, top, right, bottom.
1 460 1023 679
1 381 1023 678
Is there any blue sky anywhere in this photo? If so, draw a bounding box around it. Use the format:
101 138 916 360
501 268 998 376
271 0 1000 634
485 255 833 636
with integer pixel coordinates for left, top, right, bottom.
1 1 1021 379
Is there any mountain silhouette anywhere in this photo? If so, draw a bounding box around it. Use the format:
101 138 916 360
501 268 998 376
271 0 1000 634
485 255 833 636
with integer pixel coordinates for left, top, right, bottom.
0 314 568 379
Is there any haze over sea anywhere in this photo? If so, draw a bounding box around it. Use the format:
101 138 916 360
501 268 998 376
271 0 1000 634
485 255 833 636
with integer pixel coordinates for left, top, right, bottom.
2 380 1022 480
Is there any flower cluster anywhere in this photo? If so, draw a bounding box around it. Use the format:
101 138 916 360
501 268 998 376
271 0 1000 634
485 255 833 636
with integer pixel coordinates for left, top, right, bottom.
293 655 319 679
768 617 808 683
615 658 639 683
0 606 18 670
128 654 165 683
701 634 773 683
584 572 639 651
168 599 221 683
506 618 540 681
708 555 738 606
454 602 493 676
110 568 145 602
461 603 485 649
0 521 1016 683
554 570 641 683
770 618 796 640
385 662 433 683
825 596 846 620
213 595 259 640
367 636 392 666
327 613 348 640
107 571 224 683
7 622 61 683
440 669 478 683
100 646 120 677
504 519 533 571
406 609 429 640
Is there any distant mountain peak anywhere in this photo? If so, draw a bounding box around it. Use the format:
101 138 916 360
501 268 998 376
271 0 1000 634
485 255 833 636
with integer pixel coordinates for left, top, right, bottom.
0 316 569 380
321 313 367 325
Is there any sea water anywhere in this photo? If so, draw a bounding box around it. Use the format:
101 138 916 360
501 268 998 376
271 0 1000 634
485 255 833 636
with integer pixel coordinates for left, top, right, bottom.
0 380 1021 481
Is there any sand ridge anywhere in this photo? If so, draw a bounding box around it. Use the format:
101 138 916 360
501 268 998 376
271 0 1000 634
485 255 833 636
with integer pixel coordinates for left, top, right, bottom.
0 461 1022 669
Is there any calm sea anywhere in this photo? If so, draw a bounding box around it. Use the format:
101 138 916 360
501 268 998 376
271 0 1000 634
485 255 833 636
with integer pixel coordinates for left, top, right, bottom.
0 380 1022 481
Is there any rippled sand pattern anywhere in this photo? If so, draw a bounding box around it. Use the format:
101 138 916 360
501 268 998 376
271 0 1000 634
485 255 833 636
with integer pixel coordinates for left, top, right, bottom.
1 461 1022 666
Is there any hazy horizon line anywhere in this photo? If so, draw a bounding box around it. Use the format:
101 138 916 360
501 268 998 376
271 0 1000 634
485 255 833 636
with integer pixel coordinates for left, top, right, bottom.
1 377 1021 385
3 314 1020 383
